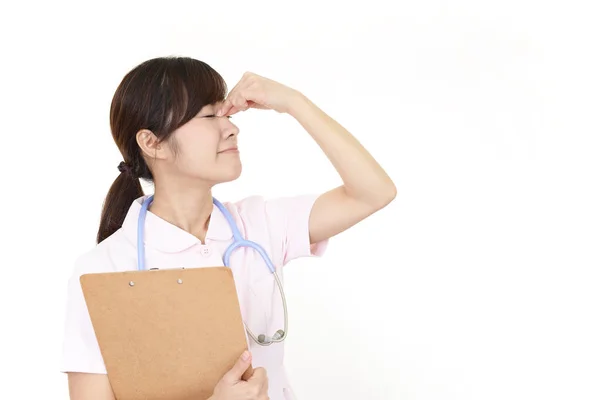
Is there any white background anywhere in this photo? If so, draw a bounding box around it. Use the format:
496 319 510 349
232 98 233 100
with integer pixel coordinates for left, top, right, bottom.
1 0 599 399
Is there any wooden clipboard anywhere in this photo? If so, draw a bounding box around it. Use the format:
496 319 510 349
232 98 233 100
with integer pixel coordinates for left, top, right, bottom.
80 266 252 400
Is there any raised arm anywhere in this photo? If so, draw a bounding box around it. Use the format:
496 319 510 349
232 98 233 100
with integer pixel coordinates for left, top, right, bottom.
286 93 396 244
218 72 397 244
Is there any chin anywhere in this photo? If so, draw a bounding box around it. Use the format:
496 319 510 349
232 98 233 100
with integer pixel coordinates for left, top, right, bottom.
218 165 243 183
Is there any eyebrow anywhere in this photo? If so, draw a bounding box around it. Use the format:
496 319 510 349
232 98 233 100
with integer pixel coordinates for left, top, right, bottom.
195 109 214 117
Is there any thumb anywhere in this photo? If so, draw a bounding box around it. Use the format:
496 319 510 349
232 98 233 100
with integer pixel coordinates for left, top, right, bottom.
223 351 252 383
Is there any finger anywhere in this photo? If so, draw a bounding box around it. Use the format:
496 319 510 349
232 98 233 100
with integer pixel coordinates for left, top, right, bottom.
217 98 232 117
248 101 269 110
247 367 265 381
217 73 250 116
222 93 252 117
247 368 268 400
228 72 250 96
220 95 247 117
222 351 252 383
223 104 244 117
220 72 260 115
231 96 249 112
259 378 269 400
248 367 268 388
261 374 269 393
241 363 254 381
219 97 240 117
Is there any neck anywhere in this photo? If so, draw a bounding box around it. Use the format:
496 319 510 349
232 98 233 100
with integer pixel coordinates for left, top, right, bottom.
149 181 214 244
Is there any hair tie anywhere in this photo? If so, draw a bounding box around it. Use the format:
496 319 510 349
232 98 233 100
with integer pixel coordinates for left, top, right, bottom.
118 161 134 176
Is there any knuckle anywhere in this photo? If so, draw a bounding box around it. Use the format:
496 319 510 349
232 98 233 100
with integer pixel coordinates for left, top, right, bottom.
246 74 259 84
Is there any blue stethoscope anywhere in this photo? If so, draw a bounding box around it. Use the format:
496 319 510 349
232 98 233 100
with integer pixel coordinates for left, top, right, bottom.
137 195 288 346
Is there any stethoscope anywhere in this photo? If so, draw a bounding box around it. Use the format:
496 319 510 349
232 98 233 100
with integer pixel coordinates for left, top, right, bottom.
137 195 288 346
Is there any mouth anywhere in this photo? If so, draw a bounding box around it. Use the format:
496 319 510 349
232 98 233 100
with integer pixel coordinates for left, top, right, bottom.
218 147 239 154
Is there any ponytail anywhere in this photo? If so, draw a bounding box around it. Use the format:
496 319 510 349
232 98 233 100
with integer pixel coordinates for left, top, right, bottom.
96 168 144 244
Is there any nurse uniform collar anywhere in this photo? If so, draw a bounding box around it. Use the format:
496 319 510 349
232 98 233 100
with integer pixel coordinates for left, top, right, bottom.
136 194 288 346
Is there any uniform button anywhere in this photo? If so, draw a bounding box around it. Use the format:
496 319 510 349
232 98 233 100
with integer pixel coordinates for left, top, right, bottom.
199 245 212 257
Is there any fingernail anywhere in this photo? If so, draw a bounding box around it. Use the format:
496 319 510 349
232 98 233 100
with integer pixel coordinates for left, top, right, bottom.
216 109 223 117
242 351 250 361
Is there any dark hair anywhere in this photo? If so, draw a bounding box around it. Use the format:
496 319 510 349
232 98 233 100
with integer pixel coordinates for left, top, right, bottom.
96 57 228 243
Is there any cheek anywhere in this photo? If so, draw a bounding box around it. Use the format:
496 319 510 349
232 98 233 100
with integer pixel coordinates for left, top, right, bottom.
175 130 219 165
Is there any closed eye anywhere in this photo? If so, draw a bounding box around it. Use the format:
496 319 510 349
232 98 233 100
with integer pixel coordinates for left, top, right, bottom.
201 114 232 119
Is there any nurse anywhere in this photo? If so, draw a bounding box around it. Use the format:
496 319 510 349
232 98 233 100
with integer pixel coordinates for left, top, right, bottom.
61 57 396 400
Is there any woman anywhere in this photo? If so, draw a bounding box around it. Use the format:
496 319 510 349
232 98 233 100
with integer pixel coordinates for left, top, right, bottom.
61 57 396 400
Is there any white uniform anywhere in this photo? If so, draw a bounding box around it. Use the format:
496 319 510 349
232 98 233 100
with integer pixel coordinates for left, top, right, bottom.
60 194 328 400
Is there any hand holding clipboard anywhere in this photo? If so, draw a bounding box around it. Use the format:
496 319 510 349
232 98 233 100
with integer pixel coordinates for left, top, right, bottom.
210 351 268 400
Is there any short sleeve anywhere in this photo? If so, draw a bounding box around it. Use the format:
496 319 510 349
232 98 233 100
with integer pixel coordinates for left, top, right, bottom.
60 257 107 374
263 194 329 266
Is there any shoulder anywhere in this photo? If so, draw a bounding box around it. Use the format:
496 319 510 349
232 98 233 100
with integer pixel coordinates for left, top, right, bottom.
218 193 327 264
217 193 320 237
68 228 135 282
223 194 266 215
222 193 320 220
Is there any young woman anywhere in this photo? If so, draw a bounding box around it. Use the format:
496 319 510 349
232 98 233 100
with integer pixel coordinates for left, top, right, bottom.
61 56 396 400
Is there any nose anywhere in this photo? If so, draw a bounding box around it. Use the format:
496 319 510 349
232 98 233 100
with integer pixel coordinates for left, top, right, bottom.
221 117 240 139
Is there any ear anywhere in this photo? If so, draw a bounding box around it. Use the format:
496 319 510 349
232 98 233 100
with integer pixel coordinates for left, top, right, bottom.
136 129 169 160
